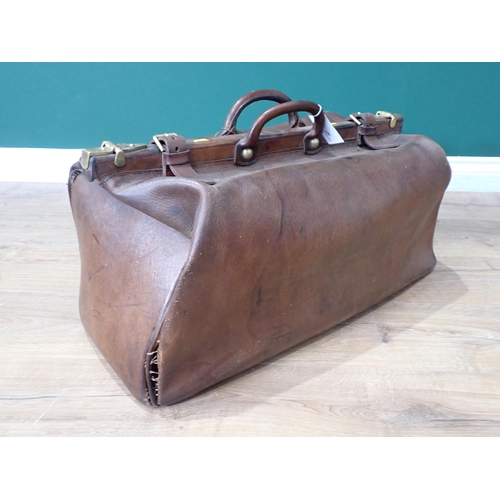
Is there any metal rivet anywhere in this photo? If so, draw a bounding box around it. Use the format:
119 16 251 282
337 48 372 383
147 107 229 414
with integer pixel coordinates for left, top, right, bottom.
309 138 320 150
242 148 253 160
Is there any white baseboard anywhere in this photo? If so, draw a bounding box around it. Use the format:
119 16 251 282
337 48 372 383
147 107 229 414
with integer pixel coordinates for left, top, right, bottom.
0 148 81 183
446 157 500 192
0 148 499 192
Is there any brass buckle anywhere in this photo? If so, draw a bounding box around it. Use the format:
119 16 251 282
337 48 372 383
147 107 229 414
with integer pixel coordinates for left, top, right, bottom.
152 133 178 152
375 111 397 128
81 141 147 170
349 113 362 126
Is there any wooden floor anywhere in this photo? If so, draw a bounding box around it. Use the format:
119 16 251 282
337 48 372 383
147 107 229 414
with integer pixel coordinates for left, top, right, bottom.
1 182 499 436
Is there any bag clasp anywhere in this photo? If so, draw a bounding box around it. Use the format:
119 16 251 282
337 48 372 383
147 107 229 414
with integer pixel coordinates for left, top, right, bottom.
81 141 147 170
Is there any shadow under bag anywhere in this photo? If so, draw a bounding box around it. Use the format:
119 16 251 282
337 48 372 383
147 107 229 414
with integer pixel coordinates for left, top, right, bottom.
68 89 451 405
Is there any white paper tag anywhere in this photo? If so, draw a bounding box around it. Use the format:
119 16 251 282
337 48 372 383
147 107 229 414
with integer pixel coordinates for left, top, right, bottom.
309 113 344 145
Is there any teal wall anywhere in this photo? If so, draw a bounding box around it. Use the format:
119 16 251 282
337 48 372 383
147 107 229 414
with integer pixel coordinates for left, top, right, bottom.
1 63 499 156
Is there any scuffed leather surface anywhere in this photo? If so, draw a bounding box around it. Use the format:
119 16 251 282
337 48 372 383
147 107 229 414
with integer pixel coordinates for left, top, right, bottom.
70 176 191 403
154 135 451 404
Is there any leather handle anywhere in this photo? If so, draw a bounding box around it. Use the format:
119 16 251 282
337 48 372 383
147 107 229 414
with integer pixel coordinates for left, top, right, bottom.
220 89 302 136
234 100 325 166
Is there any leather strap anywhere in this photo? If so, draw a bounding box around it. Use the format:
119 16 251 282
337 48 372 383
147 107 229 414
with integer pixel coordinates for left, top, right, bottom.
151 134 215 183
169 163 204 180
158 134 190 165
352 113 398 150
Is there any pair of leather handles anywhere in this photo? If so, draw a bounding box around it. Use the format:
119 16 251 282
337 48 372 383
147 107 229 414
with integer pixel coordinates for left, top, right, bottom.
222 89 326 166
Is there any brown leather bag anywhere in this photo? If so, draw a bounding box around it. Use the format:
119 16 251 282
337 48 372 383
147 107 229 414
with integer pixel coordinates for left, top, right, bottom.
68 89 451 406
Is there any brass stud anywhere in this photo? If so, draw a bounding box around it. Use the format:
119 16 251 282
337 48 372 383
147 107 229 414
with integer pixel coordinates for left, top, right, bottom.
242 148 253 161
309 137 320 150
